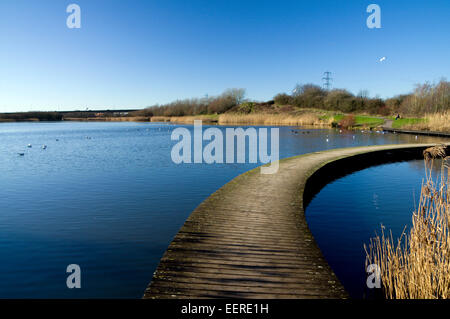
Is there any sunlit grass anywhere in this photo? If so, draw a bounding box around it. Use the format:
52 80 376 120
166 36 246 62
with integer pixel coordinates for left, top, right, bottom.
391 118 425 129
322 114 384 127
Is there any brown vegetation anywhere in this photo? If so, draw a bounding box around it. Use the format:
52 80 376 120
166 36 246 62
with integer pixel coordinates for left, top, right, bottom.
275 84 385 114
137 79 447 124
423 144 448 160
365 146 450 299
217 113 329 126
275 80 449 117
398 80 449 115
338 115 356 128
64 116 150 122
402 112 450 132
131 88 245 117
3 79 447 128
150 115 218 124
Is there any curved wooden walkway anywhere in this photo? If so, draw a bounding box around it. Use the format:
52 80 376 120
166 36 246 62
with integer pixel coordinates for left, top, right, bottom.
144 143 439 299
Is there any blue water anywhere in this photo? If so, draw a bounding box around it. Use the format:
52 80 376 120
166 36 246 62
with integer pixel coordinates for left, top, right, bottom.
0 121 446 298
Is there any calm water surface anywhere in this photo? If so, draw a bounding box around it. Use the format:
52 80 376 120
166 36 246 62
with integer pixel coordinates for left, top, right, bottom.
306 159 445 299
0 121 446 298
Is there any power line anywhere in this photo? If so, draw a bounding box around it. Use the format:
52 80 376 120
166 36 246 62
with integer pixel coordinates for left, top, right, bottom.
322 71 332 91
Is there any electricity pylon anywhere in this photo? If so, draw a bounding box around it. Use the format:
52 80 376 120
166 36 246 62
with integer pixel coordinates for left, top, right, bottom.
322 71 332 91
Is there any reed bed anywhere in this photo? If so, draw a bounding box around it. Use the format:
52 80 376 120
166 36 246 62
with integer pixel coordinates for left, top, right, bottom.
216 113 332 126
150 115 218 124
64 116 150 122
403 112 450 132
156 113 333 126
365 145 450 299
102 116 150 122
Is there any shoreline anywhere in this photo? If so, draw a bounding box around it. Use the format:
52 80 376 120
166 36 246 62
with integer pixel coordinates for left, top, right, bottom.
382 127 450 138
2 115 450 137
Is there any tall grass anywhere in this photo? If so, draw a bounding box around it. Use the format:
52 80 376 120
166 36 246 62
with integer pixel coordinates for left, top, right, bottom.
365 145 450 299
216 113 332 126
150 115 218 124
402 112 450 132
149 112 337 126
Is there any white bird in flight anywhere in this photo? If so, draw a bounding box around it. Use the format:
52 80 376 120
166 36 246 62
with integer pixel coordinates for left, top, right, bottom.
379 56 386 62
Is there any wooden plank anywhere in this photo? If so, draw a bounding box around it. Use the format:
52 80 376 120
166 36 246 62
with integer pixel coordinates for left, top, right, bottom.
144 143 439 299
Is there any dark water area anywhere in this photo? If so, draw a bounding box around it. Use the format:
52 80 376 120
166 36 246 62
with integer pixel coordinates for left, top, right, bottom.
0 121 447 298
306 159 445 299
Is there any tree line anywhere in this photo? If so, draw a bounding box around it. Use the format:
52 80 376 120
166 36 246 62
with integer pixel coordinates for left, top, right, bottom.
0 112 63 121
135 79 448 118
133 88 246 117
274 79 449 116
2 80 447 120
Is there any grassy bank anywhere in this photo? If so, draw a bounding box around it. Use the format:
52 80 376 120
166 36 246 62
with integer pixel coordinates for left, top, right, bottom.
148 110 387 129
391 117 425 129
392 113 450 132
0 110 387 130
147 110 450 133
64 116 151 122
4 108 450 134
321 114 385 127
148 113 330 126
149 114 219 124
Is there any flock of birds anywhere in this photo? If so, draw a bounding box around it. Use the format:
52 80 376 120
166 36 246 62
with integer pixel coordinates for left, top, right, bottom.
17 136 91 157
16 127 169 157
17 126 421 156
290 128 419 143
18 143 47 156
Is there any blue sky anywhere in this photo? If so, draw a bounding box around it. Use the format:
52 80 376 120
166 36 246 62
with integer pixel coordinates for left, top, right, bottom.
0 0 449 112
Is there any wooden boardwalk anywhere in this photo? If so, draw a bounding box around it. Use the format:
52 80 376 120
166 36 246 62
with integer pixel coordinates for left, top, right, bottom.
144 143 437 299
382 127 450 138
382 118 450 138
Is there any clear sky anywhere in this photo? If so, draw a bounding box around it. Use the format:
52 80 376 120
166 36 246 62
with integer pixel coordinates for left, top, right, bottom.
0 0 449 112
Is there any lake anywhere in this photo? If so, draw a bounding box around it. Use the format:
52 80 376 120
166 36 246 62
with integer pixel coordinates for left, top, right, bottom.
0 121 447 298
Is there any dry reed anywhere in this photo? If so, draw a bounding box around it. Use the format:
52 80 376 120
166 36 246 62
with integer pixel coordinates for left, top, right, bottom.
150 115 218 124
64 116 150 122
404 112 450 132
216 113 331 126
423 144 448 160
365 145 450 299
